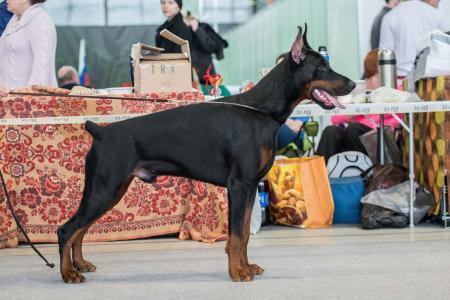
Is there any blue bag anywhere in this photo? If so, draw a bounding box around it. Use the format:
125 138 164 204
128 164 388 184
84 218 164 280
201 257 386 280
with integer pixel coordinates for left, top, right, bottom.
330 176 366 224
327 152 374 224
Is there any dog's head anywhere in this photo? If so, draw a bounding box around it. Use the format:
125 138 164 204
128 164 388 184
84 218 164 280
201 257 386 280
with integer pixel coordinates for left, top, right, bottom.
288 25 355 109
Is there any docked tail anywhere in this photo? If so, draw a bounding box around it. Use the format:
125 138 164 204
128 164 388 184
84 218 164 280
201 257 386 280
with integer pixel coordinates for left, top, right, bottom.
85 121 102 138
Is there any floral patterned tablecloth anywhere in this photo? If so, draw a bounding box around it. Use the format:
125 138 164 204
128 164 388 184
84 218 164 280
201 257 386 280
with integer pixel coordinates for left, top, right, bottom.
0 87 228 248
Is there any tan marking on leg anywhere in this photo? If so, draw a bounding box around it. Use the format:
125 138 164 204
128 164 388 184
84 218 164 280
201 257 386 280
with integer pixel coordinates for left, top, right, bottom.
259 147 273 172
72 225 96 273
61 228 86 283
227 233 253 282
225 239 230 255
240 206 253 273
242 203 264 276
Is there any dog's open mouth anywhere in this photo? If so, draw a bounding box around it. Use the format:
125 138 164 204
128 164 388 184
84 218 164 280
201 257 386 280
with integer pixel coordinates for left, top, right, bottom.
312 89 346 109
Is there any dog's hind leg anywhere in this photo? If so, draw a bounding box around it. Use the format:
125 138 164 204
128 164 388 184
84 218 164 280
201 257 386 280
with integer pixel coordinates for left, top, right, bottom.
58 150 136 283
70 176 134 274
226 179 257 282
71 226 95 273
58 184 131 283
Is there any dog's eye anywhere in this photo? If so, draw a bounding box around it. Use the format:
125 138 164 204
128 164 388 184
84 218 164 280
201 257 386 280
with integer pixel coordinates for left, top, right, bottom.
318 65 327 72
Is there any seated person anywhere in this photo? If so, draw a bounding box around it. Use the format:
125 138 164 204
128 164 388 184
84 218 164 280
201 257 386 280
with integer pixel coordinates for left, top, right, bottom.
277 117 309 149
316 49 400 163
57 66 80 90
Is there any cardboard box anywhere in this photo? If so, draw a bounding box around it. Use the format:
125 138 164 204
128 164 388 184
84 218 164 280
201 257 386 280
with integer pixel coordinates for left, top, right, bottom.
132 29 192 93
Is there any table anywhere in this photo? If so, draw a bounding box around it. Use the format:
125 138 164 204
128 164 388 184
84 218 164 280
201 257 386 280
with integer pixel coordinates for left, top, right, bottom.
291 101 450 227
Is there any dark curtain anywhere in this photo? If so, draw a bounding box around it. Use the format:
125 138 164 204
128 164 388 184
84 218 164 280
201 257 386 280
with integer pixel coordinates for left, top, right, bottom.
56 25 157 88
55 24 234 89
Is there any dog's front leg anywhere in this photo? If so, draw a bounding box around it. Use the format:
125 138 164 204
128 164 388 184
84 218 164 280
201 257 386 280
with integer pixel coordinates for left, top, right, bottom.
240 193 264 277
226 181 256 282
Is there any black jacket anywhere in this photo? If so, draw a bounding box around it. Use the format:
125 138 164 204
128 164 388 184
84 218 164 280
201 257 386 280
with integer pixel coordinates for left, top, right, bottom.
155 13 193 54
370 6 391 50
191 23 228 82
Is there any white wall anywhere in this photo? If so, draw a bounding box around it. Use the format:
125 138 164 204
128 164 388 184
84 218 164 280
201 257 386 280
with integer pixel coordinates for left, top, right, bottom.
440 0 450 31
327 0 360 80
357 0 385 77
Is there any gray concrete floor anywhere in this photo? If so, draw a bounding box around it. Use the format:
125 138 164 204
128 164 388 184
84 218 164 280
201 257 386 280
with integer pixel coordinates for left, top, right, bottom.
1 224 450 300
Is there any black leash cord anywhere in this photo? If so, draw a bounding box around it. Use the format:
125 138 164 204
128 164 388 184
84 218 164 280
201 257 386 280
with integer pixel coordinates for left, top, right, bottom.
0 170 54 268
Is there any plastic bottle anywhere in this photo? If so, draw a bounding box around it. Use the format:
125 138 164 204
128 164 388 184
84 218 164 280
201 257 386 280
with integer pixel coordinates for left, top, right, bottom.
318 46 330 62
258 180 269 226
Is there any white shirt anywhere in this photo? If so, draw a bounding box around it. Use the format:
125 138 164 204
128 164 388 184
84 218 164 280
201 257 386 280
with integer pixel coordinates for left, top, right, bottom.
0 4 57 90
379 0 444 76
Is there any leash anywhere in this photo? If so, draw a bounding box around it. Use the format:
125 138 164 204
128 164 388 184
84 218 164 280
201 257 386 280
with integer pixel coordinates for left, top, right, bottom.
208 101 263 113
0 91 261 268
5 91 264 115
0 170 55 269
7 92 203 104
6 91 262 111
0 94 259 267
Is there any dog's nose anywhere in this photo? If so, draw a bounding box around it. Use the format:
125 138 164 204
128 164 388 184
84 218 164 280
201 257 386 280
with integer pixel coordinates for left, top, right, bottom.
347 81 356 91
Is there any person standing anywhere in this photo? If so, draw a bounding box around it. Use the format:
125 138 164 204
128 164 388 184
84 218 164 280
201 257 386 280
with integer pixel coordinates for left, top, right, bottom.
156 0 193 54
184 12 228 83
370 0 399 50
379 0 445 77
0 0 12 36
0 0 57 90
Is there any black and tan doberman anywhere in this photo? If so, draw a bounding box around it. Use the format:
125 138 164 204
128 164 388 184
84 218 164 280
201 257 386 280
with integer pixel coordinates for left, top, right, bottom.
57 25 355 283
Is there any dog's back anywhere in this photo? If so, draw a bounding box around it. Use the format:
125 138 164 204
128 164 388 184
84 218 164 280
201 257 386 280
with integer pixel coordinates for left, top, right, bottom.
84 102 279 186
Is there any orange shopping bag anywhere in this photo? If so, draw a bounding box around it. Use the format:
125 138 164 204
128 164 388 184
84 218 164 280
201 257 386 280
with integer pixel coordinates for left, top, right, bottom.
266 156 334 228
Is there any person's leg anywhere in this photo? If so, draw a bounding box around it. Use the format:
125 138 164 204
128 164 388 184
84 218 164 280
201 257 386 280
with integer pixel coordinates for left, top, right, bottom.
316 125 346 163
344 123 372 154
277 125 299 149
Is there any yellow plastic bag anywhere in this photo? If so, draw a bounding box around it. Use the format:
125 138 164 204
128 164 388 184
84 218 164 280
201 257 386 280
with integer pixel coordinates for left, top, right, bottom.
266 156 334 228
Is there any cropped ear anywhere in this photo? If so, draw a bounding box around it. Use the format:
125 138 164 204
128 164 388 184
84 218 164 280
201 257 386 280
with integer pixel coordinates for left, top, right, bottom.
291 26 306 64
303 23 312 50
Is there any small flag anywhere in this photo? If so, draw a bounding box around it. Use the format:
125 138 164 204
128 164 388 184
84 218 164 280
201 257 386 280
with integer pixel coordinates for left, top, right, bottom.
78 39 90 86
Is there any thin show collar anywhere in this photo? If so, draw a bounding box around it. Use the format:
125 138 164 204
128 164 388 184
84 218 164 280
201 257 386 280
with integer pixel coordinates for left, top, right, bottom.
208 101 263 113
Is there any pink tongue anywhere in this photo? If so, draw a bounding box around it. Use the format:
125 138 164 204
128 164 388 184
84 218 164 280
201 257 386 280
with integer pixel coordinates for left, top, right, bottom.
321 90 346 109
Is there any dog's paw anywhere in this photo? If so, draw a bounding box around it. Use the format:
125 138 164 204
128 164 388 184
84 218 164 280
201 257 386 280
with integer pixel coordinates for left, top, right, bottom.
229 269 254 282
240 274 254 282
248 264 264 275
61 269 86 284
73 259 97 273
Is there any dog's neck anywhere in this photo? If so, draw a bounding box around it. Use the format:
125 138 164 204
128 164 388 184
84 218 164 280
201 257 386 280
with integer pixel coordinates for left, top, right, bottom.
227 60 305 124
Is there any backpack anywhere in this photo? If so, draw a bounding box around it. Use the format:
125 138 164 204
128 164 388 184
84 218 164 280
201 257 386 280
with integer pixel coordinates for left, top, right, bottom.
200 23 228 60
